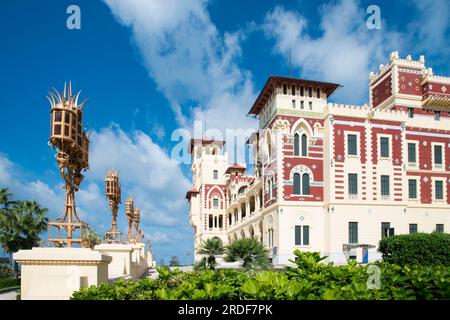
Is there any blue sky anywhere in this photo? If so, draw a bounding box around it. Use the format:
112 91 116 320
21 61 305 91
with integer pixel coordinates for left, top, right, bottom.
0 0 449 263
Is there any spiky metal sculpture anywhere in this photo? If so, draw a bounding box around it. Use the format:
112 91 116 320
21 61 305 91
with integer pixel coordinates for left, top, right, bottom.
47 82 90 247
125 197 135 243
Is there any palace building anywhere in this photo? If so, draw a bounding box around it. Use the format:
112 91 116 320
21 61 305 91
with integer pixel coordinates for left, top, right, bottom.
186 52 450 265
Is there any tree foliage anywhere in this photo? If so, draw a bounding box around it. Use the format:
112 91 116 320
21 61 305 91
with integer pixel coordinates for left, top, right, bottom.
197 238 224 270
224 238 270 270
0 189 48 257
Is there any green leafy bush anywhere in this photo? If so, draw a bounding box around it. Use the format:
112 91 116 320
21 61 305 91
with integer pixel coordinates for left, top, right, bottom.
0 277 20 290
71 251 450 300
379 232 450 265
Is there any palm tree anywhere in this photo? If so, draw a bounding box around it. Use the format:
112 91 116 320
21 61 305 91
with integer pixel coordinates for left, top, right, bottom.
0 188 16 209
224 238 270 270
197 238 224 270
0 196 48 268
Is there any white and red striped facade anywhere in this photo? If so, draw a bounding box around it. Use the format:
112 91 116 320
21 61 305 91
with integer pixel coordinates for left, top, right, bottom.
187 52 450 265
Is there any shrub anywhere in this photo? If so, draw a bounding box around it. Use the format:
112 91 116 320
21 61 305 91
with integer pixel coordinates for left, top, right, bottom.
378 232 450 266
224 238 270 270
71 250 450 300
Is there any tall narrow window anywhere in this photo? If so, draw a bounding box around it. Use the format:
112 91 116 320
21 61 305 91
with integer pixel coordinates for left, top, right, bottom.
347 134 357 156
407 108 414 118
308 87 312 97
380 137 389 158
409 224 417 234
302 173 310 195
348 174 358 195
309 101 313 110
434 145 443 166
300 101 304 109
436 224 444 233
292 100 296 108
283 84 287 94
213 198 219 209
213 170 218 179
381 175 390 196
294 134 300 156
381 222 390 239
295 225 301 245
349 222 358 244
303 226 310 245
209 215 213 229
408 179 417 199
408 143 416 163
300 86 304 96
434 111 441 120
435 180 443 200
292 85 296 95
301 134 308 157
293 173 301 195
316 88 321 98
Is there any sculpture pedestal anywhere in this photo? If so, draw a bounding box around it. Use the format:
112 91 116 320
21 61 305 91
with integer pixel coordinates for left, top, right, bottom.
130 243 147 279
13 247 112 300
94 243 133 278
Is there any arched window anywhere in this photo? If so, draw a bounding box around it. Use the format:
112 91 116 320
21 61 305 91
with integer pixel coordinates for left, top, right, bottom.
302 173 310 195
294 133 300 156
267 138 272 159
301 134 308 157
293 173 301 195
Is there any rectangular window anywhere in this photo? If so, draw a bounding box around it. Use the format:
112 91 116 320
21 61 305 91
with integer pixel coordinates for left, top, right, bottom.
435 180 444 200
213 198 219 209
283 84 287 94
292 100 296 108
408 143 416 163
407 108 414 118
348 173 358 195
316 88 321 98
380 137 390 158
303 226 310 245
213 170 218 179
300 101 304 109
381 175 390 196
434 145 443 165
295 226 301 245
309 101 312 110
434 111 441 121
409 224 418 234
209 215 213 229
300 86 304 96
347 134 357 156
381 222 390 239
349 222 358 244
308 87 312 97
408 179 417 199
292 85 296 95
436 224 444 233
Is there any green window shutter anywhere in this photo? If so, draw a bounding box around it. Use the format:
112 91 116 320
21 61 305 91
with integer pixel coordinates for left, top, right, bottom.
294 134 300 156
347 134 357 155
381 222 390 239
301 134 308 157
408 179 417 199
436 224 444 233
295 226 301 245
409 224 417 234
302 173 310 195
293 173 301 195
348 174 358 195
381 175 390 196
380 137 389 157
303 226 310 245
434 145 442 164
349 222 358 244
435 180 443 199
408 143 416 163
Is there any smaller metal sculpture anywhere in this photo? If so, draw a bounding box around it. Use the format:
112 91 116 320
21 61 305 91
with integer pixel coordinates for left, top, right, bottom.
125 197 135 243
104 170 123 243
133 207 144 242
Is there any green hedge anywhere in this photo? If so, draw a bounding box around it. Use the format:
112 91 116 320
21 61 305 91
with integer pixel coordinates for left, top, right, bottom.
0 277 20 290
72 251 450 300
379 232 450 266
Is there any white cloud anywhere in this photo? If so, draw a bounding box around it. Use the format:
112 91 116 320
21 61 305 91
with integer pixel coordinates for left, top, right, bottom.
262 0 402 104
103 0 257 135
